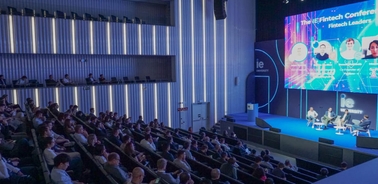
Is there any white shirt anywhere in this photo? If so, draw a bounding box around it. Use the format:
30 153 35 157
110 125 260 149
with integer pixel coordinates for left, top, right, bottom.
44 148 57 166
307 110 318 117
74 133 88 145
341 50 356 60
95 155 107 165
51 167 73 184
342 113 347 121
140 139 156 151
62 78 71 84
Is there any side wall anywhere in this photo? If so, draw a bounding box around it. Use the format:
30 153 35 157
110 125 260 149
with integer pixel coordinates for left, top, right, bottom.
0 0 255 129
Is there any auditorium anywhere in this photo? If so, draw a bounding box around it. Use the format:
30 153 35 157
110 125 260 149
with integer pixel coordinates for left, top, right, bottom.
0 0 376 183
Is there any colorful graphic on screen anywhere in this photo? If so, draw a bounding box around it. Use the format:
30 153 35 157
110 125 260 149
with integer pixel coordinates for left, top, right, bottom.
285 0 378 93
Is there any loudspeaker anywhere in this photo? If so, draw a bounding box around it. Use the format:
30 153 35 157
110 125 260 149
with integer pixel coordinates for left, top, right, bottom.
318 137 334 145
356 136 378 149
269 127 281 133
256 117 272 128
214 0 227 20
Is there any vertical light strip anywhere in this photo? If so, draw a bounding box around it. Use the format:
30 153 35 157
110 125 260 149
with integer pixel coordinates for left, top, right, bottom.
224 19 227 115
12 90 18 105
167 83 172 127
34 88 39 107
139 84 144 117
71 20 76 54
154 83 158 118
107 22 111 54
191 0 195 103
9 15 14 53
31 17 36 53
90 21 94 54
178 0 184 102
91 86 96 114
166 27 171 127
138 24 142 54
152 26 156 55
202 0 207 102
55 88 59 107
123 23 127 54
74 87 78 107
52 19 57 54
124 85 129 116
213 16 218 123
166 27 169 55
109 86 113 112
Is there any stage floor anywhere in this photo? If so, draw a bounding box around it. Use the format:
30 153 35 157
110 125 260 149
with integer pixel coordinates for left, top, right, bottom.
228 112 378 156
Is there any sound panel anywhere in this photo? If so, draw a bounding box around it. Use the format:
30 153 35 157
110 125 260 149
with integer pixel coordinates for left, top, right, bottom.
318 144 343 166
356 136 378 149
233 126 247 140
353 152 377 166
248 127 263 144
264 131 281 150
318 137 334 145
214 0 227 20
256 117 272 128
269 127 281 133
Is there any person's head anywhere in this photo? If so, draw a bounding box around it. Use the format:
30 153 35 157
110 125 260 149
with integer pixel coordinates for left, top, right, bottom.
100 74 103 78
0 75 3 79
346 38 355 50
228 157 236 165
53 153 71 170
260 150 266 157
38 125 50 137
201 145 208 153
122 135 130 144
64 119 72 127
179 172 192 184
44 120 53 130
263 155 270 162
319 44 326 53
65 74 69 78
344 109 349 114
278 162 285 170
252 167 266 179
89 73 93 77
157 158 167 171
188 127 193 132
211 168 220 180
204 136 210 142
220 152 227 159
90 108 94 113
87 134 98 146
284 160 291 166
49 75 53 79
36 110 43 118
131 167 145 184
139 115 143 120
214 144 221 151
112 127 120 136
191 140 197 148
44 137 55 149
309 107 313 111
265 149 270 155
162 143 171 152
255 156 262 164
328 107 332 112
341 161 348 170
94 144 106 156
368 40 378 57
144 134 153 143
144 127 151 134
183 141 191 149
177 150 186 160
107 152 120 166
320 168 328 176
74 125 84 134
364 115 369 119
21 76 27 79
125 142 135 153
251 149 257 155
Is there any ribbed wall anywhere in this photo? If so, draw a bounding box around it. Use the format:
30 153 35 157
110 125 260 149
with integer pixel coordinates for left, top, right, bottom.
0 0 255 129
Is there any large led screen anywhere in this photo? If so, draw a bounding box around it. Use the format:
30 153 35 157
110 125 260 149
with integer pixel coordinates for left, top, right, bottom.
285 0 378 93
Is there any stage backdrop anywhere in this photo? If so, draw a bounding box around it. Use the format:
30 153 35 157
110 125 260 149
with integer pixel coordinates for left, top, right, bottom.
253 39 378 130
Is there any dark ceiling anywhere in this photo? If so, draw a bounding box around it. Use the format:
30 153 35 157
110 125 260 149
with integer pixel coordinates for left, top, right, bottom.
256 0 367 42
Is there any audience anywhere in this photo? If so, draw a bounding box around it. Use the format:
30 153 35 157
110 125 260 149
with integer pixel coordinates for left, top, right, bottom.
62 74 75 85
73 125 88 145
15 76 29 87
140 134 156 152
220 157 237 180
50 153 83 184
93 144 108 165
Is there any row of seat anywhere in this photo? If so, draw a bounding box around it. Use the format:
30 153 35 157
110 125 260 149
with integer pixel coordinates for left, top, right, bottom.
2 6 146 24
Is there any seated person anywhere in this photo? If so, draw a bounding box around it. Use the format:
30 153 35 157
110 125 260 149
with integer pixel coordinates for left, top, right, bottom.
306 107 318 126
173 150 192 172
352 115 371 136
284 160 298 171
251 156 262 169
124 142 147 164
0 151 36 183
73 125 88 145
161 143 175 162
15 76 29 86
156 158 181 183
120 135 131 151
340 161 348 171
0 75 6 88
340 109 351 126
261 155 274 170
140 134 156 152
321 107 336 129
62 74 75 86
217 152 228 163
199 145 209 156
219 138 230 152
183 141 195 160
46 75 64 87
93 144 108 165
87 73 98 84
108 127 122 147
317 168 328 180
203 136 215 150
252 167 267 182
104 152 128 183
50 153 84 184
271 162 286 180
98 74 108 84
179 171 194 184
220 157 237 180
86 134 100 154
211 168 230 184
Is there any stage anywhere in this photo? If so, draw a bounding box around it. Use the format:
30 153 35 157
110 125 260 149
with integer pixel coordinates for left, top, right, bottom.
220 112 378 161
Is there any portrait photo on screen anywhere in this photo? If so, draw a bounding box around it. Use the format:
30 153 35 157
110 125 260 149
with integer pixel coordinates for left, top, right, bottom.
285 0 378 94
